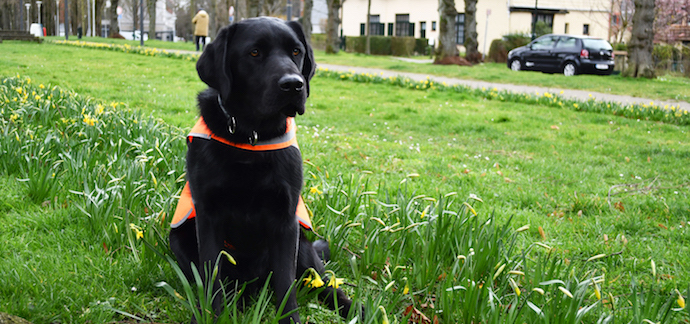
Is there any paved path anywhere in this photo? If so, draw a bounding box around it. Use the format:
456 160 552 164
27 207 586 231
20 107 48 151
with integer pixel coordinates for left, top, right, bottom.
317 63 690 112
167 48 689 112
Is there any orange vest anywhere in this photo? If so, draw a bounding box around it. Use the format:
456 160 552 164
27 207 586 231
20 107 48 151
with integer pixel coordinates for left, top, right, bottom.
171 117 312 231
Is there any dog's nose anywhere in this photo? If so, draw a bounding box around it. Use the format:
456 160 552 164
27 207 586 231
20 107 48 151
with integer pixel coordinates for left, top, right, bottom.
278 74 304 93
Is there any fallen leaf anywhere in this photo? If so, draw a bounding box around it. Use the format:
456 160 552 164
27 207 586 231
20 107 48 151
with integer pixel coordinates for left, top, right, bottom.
614 201 625 212
404 305 432 324
659 223 668 230
550 125 560 130
603 234 609 242
537 226 546 240
504 177 513 183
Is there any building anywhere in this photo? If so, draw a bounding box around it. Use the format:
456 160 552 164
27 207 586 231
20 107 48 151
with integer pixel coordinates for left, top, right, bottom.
341 0 612 55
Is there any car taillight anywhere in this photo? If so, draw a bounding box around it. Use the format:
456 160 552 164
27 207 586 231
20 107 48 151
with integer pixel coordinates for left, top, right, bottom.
580 49 589 59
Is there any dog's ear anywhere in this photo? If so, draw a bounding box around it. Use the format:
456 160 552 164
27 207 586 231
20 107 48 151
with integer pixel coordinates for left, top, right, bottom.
197 24 237 100
287 20 315 97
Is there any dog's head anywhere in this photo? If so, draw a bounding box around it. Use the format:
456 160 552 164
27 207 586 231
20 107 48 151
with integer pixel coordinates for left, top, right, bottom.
197 17 315 126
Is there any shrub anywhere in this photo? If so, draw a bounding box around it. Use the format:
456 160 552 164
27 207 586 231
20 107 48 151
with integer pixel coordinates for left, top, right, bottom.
391 36 416 56
488 38 508 63
414 38 430 55
503 33 530 52
652 44 681 71
310 33 327 51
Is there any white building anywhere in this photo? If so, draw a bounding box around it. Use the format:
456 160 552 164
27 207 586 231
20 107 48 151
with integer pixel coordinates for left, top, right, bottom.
341 0 612 54
110 0 177 40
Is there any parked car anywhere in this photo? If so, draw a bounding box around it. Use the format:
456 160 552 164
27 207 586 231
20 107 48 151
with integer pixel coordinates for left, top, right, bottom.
507 34 615 76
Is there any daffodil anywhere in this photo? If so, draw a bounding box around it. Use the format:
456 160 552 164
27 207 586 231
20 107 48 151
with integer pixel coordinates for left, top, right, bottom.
302 268 324 288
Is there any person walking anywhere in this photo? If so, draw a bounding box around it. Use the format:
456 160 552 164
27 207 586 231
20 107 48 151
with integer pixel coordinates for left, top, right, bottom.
192 9 209 51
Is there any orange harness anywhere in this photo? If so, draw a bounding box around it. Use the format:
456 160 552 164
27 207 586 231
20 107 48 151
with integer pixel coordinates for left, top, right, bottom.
171 117 312 230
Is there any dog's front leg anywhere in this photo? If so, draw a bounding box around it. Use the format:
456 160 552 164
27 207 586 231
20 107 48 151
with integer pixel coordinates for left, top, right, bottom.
195 221 227 318
271 226 301 324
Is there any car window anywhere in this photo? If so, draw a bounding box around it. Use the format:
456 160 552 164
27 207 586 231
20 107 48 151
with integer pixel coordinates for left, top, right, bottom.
582 39 613 50
531 36 557 50
555 37 577 49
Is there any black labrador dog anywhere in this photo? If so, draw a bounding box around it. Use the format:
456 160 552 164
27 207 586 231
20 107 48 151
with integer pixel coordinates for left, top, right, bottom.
168 17 355 323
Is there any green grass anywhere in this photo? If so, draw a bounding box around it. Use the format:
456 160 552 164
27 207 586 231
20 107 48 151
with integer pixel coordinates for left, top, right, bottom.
313 50 690 103
45 35 199 52
0 40 204 127
1 41 689 323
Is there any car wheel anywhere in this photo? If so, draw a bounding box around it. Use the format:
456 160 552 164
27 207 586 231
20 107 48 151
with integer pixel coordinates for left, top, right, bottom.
563 62 577 76
510 59 521 72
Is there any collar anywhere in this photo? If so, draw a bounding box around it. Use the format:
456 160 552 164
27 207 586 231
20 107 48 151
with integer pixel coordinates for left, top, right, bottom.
188 116 298 151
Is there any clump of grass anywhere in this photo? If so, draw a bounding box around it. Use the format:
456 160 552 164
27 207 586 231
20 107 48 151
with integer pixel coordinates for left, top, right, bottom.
303 167 689 323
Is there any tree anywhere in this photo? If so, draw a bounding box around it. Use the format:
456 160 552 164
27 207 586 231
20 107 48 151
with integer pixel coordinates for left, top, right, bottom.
302 0 312 41
109 0 120 36
623 0 655 78
610 0 634 44
148 0 156 39
325 0 343 54
464 0 480 63
435 0 458 62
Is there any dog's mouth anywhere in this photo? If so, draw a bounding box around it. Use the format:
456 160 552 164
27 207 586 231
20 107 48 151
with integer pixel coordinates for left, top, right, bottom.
280 102 305 117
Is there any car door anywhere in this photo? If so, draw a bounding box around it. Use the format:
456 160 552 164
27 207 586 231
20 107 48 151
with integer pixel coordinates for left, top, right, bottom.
552 36 579 69
523 35 558 71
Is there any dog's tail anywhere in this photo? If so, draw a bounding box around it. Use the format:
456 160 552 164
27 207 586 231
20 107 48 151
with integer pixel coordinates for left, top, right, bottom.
312 240 331 262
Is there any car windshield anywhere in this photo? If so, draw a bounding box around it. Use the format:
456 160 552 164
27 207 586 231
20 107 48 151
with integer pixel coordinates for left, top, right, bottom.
582 39 612 50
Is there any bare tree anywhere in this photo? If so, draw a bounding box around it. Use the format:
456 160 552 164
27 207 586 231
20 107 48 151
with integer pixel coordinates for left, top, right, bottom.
148 0 156 39
623 0 655 78
464 0 480 63
302 0 312 41
435 0 458 62
610 0 635 44
325 0 343 53
109 0 120 36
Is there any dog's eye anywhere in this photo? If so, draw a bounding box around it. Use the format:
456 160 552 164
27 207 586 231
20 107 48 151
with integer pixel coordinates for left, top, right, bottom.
250 49 259 57
292 48 300 56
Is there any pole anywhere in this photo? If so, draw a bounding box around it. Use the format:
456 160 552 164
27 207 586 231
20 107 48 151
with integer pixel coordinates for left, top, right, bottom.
287 0 292 21
25 3 31 31
531 0 538 40
64 0 69 39
37 1 42 25
56 0 59 35
92 0 95 36
140 0 144 46
483 9 490 60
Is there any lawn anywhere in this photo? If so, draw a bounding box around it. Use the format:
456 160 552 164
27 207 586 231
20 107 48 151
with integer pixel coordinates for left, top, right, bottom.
311 50 690 104
1 40 689 323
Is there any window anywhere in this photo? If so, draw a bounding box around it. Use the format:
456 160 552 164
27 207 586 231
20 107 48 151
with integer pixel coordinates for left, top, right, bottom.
432 21 437 31
360 23 365 36
531 35 558 50
420 21 427 38
555 36 577 49
583 24 590 35
455 13 465 44
535 13 554 28
369 15 384 36
565 23 569 34
388 23 394 36
395 14 410 37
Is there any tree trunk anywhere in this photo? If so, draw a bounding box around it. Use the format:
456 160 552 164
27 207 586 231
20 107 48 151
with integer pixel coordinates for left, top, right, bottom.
365 0 371 55
109 0 120 36
325 0 341 54
148 0 156 40
623 0 655 78
303 0 312 41
435 0 458 62
464 0 481 63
